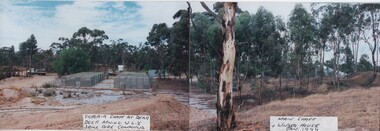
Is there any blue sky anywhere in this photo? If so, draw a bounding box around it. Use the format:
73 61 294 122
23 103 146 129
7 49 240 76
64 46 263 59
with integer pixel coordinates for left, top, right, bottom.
0 1 307 50
0 0 187 50
0 1 373 61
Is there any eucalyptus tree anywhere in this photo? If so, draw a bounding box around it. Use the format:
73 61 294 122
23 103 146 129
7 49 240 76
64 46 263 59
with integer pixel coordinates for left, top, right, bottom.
32 49 54 71
146 23 171 79
190 11 222 93
201 2 237 130
235 11 253 102
311 3 333 83
53 48 91 77
358 4 379 79
244 7 286 98
350 4 364 73
50 37 78 55
316 3 356 89
50 27 109 66
274 16 289 88
72 27 109 65
19 34 38 68
111 39 129 66
288 4 316 88
98 44 113 68
0 46 17 66
190 12 213 80
168 9 190 79
252 7 283 78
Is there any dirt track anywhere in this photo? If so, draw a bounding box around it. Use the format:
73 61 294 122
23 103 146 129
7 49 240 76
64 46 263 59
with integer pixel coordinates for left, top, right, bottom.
0 73 57 89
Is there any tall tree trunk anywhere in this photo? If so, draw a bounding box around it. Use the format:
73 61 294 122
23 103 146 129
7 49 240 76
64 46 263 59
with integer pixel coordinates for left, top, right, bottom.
187 2 192 84
30 54 32 68
216 2 236 130
299 55 304 89
319 40 325 84
297 53 301 88
355 40 359 72
121 51 125 66
371 11 377 78
157 45 163 79
307 59 310 91
334 39 341 91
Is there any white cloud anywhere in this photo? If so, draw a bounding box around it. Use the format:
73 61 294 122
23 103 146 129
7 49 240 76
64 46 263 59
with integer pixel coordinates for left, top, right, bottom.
136 2 187 41
0 1 372 63
0 1 187 50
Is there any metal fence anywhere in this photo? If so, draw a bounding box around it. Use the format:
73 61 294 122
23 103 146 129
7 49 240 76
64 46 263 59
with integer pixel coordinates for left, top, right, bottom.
114 72 152 89
60 72 106 87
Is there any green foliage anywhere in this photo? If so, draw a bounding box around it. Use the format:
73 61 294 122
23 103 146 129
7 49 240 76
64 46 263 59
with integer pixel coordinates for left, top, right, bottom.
50 27 109 66
168 9 190 78
19 34 38 67
251 7 284 77
19 34 38 57
288 4 317 86
146 23 170 78
146 23 170 47
53 48 91 77
0 46 16 66
357 54 373 72
341 44 355 74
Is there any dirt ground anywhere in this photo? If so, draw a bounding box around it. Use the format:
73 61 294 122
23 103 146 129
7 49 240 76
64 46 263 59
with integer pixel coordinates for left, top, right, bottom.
235 86 380 131
0 76 193 130
0 75 199 130
0 94 190 130
0 73 57 90
0 72 379 130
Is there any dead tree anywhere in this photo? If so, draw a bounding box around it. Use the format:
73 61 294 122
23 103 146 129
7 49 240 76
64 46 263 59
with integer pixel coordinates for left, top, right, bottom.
201 2 237 130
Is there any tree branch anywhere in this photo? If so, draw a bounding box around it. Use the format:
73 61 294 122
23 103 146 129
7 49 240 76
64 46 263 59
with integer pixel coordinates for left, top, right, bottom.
187 2 197 29
200 2 222 24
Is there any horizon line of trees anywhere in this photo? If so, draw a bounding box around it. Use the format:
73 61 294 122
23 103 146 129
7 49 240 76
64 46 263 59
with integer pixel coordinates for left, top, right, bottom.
191 3 379 92
0 6 190 78
0 3 379 83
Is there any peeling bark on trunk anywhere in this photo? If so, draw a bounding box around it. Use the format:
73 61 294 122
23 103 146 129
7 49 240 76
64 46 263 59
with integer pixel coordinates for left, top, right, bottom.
216 2 236 130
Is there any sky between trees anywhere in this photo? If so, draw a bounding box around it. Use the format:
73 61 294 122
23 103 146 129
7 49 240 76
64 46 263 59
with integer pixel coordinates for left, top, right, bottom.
0 1 374 61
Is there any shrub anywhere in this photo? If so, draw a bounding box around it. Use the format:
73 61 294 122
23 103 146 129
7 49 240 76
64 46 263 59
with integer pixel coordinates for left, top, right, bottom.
42 89 56 97
42 83 55 88
28 91 38 97
53 48 91 77
260 88 276 100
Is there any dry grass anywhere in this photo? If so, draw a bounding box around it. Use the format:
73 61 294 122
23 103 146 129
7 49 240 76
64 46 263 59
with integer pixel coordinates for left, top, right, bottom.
236 87 380 130
344 72 380 87
31 97 47 105
0 85 28 106
1 94 190 130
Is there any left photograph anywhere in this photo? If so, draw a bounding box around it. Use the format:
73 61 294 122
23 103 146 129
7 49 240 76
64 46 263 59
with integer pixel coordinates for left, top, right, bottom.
0 1 190 130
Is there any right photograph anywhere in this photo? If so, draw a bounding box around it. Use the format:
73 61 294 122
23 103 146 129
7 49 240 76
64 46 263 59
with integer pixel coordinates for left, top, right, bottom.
188 2 379 130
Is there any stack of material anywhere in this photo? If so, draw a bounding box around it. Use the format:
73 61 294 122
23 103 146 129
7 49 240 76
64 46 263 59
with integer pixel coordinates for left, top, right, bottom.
114 72 152 89
60 72 106 87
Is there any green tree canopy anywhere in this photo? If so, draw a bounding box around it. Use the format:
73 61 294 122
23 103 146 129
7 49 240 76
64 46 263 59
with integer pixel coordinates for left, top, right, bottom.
19 34 38 68
53 48 91 77
168 9 190 78
146 23 171 78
